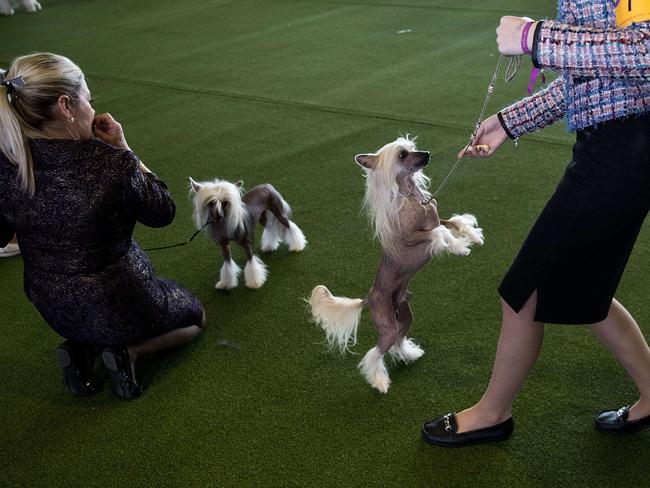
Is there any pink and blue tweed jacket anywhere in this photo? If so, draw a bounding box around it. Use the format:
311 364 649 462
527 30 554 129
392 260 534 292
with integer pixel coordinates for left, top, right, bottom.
499 0 650 138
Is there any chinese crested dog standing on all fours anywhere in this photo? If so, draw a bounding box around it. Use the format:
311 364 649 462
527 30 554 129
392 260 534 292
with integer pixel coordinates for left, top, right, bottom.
309 137 484 393
190 178 307 289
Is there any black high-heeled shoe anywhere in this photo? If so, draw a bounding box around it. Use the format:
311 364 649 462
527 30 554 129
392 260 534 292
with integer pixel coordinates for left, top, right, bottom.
101 346 143 399
56 341 104 397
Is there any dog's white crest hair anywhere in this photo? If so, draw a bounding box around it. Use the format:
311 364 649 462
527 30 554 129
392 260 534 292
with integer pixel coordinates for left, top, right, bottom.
361 136 431 256
190 178 248 238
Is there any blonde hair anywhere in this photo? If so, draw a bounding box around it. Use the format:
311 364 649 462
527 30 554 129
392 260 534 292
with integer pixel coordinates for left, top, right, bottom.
0 53 85 195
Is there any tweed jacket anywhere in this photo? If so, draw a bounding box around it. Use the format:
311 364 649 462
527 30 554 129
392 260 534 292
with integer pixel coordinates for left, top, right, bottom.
499 0 650 138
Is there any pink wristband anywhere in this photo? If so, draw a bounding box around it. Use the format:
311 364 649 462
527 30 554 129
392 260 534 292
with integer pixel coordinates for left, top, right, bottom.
521 21 534 55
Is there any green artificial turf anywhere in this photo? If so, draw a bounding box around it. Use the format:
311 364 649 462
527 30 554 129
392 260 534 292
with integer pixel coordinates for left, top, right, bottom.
1 1 649 486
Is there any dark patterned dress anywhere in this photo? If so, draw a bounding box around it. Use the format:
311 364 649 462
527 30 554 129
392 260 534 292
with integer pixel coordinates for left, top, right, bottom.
0 138 203 345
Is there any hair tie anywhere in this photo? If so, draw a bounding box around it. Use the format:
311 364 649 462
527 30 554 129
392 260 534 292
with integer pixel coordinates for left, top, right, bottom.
0 75 26 96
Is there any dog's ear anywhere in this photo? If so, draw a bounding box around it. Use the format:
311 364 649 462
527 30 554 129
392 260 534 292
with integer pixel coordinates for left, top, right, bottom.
235 180 244 188
189 177 202 193
355 154 376 169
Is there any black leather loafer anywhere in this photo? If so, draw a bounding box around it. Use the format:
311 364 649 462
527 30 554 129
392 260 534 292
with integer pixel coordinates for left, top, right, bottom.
422 412 514 447
101 346 143 399
56 341 104 397
596 405 650 433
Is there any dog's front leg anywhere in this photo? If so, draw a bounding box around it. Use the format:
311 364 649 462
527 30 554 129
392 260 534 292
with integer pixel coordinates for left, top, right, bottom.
242 239 268 289
215 243 241 289
441 215 484 246
404 229 437 247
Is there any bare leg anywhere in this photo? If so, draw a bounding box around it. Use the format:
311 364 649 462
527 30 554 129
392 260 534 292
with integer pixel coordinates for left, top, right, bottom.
126 310 206 382
590 299 650 421
455 291 544 433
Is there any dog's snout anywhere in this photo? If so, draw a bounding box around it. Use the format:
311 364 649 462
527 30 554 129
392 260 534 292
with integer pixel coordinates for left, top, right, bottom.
421 151 430 162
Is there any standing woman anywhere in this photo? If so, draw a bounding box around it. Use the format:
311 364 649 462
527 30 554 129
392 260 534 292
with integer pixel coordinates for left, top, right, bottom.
0 53 206 399
422 1 650 446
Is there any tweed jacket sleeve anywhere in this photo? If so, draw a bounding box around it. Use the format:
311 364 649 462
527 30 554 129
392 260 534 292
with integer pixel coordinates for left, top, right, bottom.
498 77 567 139
533 20 650 79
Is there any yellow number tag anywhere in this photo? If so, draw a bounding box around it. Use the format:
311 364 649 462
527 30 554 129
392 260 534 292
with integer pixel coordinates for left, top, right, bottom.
615 0 650 27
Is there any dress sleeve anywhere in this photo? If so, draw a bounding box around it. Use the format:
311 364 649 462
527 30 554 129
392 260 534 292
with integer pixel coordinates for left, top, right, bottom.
121 152 176 228
497 76 567 139
533 20 650 79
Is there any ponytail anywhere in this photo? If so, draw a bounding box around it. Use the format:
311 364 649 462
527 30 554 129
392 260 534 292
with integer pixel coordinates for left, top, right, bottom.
0 80 34 194
0 53 84 196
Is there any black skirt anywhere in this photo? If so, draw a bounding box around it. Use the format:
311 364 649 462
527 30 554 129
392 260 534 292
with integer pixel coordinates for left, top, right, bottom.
499 114 650 325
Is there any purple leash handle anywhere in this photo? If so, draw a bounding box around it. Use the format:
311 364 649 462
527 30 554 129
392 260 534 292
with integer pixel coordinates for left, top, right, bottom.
521 21 534 55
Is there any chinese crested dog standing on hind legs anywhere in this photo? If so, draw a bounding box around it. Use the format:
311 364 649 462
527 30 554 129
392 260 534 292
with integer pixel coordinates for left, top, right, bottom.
190 178 307 289
309 137 484 393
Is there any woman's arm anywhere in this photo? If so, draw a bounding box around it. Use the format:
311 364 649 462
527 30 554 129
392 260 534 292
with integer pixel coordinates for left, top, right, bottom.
122 153 176 228
498 76 567 139
533 20 650 79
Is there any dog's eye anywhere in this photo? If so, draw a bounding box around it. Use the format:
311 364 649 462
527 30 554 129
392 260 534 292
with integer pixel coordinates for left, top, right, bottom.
223 201 229 207
399 151 408 160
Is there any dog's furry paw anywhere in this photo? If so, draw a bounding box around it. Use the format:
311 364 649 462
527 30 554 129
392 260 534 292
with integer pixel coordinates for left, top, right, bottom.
0 0 14 15
25 0 42 12
215 280 236 290
389 338 425 364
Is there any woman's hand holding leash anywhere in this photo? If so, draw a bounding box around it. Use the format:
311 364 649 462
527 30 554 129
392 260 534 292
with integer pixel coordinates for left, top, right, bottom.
459 114 508 159
459 16 538 159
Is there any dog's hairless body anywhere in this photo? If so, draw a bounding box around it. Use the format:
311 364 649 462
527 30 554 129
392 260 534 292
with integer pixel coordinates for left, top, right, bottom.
208 184 293 267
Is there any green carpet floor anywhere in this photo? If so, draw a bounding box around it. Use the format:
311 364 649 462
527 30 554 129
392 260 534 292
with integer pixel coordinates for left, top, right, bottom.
1 1 649 486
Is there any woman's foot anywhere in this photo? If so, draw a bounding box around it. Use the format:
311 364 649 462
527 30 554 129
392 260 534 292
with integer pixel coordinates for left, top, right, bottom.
56 341 103 397
596 405 650 433
101 346 142 399
454 406 512 433
627 400 650 421
421 412 514 447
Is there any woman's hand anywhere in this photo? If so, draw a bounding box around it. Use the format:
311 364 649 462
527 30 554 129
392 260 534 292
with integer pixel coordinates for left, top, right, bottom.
497 16 537 55
458 114 509 159
93 113 130 150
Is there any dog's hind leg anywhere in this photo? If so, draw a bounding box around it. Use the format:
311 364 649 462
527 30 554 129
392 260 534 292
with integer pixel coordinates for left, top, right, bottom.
260 211 283 252
215 244 241 290
358 290 400 393
266 192 307 252
389 293 424 364
0 0 14 15
242 241 268 289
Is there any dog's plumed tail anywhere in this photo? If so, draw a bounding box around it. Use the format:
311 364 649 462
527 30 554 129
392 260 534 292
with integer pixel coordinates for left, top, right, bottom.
309 285 364 353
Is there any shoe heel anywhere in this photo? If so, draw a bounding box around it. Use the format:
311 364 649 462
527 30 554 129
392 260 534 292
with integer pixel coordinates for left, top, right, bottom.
56 342 103 397
101 350 118 372
101 347 142 400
